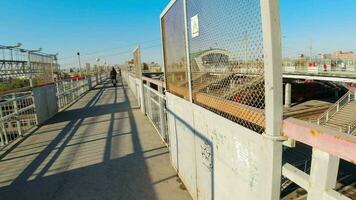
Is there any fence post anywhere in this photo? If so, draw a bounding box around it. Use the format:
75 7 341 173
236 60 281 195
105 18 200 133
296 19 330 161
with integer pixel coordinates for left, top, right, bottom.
308 148 339 200
71 80 75 102
0 106 8 145
12 93 23 137
260 0 283 199
336 103 340 112
63 81 67 106
326 112 329 121
158 85 167 142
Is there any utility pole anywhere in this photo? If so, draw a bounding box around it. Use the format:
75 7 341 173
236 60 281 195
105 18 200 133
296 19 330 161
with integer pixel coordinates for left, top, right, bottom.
282 35 286 59
309 39 313 60
77 52 82 77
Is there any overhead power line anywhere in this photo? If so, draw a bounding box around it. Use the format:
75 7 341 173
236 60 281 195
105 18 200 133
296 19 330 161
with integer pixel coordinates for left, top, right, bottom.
60 44 161 66
59 38 161 60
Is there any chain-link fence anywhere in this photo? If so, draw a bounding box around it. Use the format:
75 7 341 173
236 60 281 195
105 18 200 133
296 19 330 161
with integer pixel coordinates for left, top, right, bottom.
161 0 190 100
0 45 56 91
162 0 266 133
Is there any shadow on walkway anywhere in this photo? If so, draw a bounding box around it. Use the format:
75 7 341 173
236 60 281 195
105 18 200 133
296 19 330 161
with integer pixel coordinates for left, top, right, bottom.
0 78 191 200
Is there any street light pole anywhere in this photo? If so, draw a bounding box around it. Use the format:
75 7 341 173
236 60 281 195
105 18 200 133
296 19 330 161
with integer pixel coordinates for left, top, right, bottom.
77 52 82 77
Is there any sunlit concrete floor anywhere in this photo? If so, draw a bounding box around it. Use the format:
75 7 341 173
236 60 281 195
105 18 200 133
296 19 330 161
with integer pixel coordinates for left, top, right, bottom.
0 78 191 200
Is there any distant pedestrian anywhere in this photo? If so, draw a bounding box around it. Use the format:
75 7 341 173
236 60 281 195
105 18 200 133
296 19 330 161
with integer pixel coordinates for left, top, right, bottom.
110 67 117 87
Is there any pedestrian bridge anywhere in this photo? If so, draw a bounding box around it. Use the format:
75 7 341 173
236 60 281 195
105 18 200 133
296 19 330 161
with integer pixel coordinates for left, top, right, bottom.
0 72 355 200
0 77 191 200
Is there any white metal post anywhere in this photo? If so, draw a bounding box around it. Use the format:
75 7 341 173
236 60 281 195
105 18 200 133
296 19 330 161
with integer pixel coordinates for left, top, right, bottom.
260 0 283 199
158 85 166 141
71 80 75 102
12 93 23 136
261 0 283 138
285 83 292 108
0 106 8 145
183 0 193 102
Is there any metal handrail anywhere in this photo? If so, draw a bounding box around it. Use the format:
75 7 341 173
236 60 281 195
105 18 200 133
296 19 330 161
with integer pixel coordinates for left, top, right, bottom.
347 119 356 135
317 91 352 125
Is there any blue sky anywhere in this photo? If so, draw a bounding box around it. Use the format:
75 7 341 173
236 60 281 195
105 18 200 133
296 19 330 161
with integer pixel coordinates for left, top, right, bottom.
1 0 355 68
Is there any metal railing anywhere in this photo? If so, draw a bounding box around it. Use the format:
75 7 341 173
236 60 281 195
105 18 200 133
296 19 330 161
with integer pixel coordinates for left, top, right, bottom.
283 118 356 200
56 73 108 110
122 70 168 144
56 78 89 110
143 84 168 143
317 90 354 125
347 119 356 135
0 92 37 146
0 73 109 147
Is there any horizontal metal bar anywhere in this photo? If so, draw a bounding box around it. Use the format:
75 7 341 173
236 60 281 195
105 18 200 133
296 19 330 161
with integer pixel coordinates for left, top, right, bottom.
0 105 35 122
282 163 309 191
323 189 351 200
143 84 165 99
0 95 33 106
283 117 356 163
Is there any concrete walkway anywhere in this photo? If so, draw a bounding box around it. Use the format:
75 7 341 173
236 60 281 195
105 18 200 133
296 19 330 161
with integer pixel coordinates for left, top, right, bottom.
0 78 191 200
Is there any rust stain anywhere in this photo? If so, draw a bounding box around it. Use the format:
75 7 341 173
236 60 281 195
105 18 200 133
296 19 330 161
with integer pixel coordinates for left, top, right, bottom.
310 129 320 137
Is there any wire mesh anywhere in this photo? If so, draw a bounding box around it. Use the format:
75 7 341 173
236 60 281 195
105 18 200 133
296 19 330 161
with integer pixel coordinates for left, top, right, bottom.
29 53 54 86
0 46 55 91
186 0 265 133
133 48 142 78
161 0 190 100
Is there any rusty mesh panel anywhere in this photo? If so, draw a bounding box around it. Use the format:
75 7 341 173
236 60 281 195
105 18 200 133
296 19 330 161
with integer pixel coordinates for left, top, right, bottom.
0 47 54 90
161 0 190 100
133 48 142 78
30 53 54 86
187 0 265 132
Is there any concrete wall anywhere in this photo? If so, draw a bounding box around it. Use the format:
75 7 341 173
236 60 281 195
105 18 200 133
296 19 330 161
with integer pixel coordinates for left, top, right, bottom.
33 84 58 124
166 92 281 200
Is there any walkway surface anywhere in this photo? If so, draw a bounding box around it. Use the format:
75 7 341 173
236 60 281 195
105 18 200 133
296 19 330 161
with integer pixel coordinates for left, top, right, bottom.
0 78 191 200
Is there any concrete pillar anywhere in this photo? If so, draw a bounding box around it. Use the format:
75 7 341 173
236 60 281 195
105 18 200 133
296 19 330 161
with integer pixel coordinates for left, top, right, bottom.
308 149 339 200
284 83 292 108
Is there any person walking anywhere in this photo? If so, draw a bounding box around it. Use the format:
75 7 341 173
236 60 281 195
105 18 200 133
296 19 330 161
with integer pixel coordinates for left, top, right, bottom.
110 67 118 87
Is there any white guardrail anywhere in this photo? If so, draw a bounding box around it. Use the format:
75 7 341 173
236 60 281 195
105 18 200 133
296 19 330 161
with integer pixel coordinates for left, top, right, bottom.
122 70 168 144
0 73 109 147
0 92 37 146
317 90 355 126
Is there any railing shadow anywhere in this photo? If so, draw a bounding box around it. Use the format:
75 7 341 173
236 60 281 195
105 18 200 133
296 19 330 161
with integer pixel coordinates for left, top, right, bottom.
0 77 166 200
